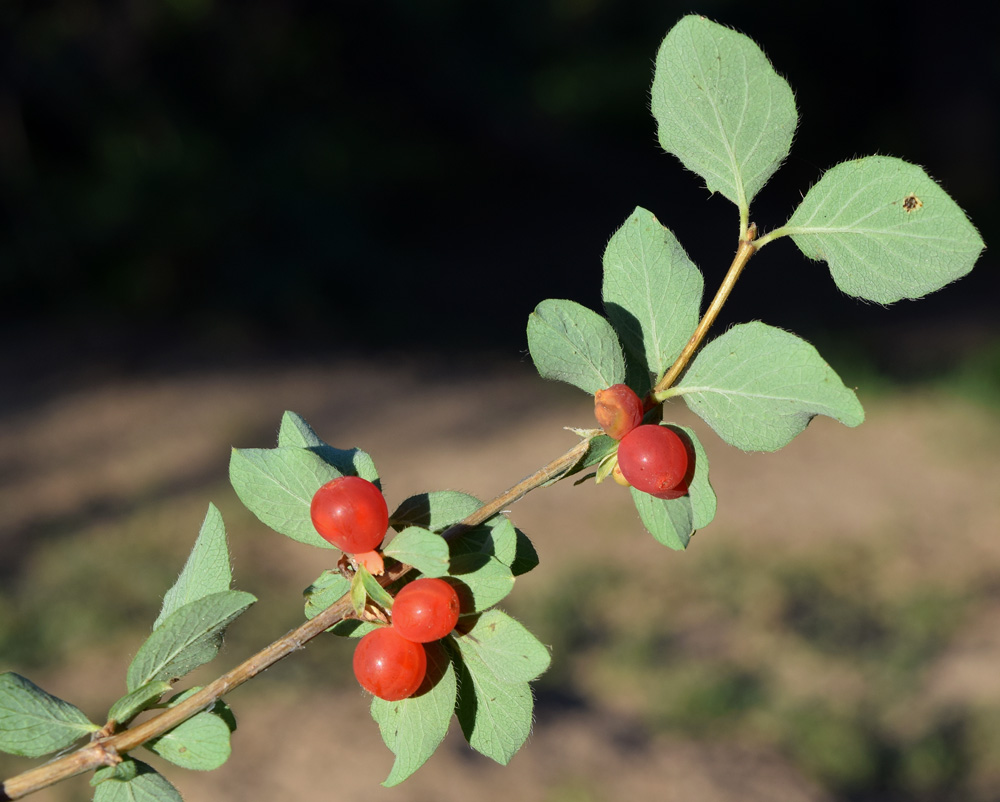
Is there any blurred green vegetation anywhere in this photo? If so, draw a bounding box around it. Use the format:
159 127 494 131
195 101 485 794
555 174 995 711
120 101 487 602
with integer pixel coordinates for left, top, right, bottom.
526 535 996 800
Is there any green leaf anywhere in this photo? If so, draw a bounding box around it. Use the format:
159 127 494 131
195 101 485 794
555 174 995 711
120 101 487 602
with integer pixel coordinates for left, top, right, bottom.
651 15 797 206
371 643 457 786
672 425 716 530
126 591 256 691
303 570 350 618
452 620 541 765
784 156 984 303
391 491 481 533
510 529 539 577
630 489 695 550
356 564 395 611
448 517 518 568
155 504 231 630
350 572 367 617
602 207 704 379
676 322 864 451
382 527 450 577
278 411 380 483
229 446 341 548
107 681 172 726
145 711 232 771
453 610 551 683
527 299 626 394
448 553 515 613
0 673 99 757
92 759 183 802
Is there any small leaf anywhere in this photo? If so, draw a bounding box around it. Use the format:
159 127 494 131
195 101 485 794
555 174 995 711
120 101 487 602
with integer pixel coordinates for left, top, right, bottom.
630 489 695 550
229 446 341 548
676 322 864 451
785 156 984 303
356 564 395 611
383 527 450 577
451 640 535 765
448 553 515 613
602 207 704 379
651 15 797 206
155 504 231 630
107 681 172 726
448 517 518 568
454 610 551 684
145 711 232 771
126 591 256 691
391 491 481 533
0 673 99 757
92 759 183 802
350 572 367 617
277 411 380 482
671 425 716 531
527 299 626 394
303 570 350 619
371 643 457 786
510 529 539 577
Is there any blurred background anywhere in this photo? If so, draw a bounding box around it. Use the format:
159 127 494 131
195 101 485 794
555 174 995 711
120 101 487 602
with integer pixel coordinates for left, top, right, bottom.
2 1 998 801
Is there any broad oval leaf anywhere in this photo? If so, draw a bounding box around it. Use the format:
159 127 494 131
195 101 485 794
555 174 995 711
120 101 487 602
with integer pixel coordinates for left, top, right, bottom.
630 488 695 550
126 591 257 691
277 411 380 482
92 759 183 802
677 322 864 451
107 681 173 726
383 526 450 577
229 446 341 548
453 610 551 684
527 299 626 394
785 156 984 303
371 642 457 786
391 491 481 533
603 207 704 380
448 553 515 613
146 711 232 771
0 673 99 758
651 15 797 206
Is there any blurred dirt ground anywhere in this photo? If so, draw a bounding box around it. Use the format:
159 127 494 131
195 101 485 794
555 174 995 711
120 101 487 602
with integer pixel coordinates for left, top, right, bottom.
2 352 999 802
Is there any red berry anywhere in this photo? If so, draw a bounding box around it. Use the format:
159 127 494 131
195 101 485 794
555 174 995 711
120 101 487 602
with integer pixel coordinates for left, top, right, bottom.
616 424 689 497
392 578 461 643
594 384 644 440
352 626 427 701
310 476 388 553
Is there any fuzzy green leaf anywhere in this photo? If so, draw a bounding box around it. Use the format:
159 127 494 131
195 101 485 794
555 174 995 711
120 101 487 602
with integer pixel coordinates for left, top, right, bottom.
454 610 551 683
391 491 481 533
145 711 232 771
527 299 626 394
107 681 173 726
126 591 256 691
371 643 457 786
630 489 695 550
229 446 341 548
92 759 183 802
784 156 984 303
448 553 515 613
154 504 231 630
651 15 797 206
383 527 450 577
676 322 864 451
448 517 518 568
452 615 544 764
302 571 377 636
277 411 380 483
0 673 99 757
602 207 704 379
673 425 716 530
356 564 395 611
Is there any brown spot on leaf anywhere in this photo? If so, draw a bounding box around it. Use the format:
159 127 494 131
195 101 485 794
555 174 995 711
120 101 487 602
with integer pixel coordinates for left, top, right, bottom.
903 193 923 213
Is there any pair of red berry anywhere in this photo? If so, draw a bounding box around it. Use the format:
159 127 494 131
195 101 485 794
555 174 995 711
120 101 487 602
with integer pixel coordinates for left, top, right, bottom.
594 384 690 499
352 577 460 701
310 476 461 701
